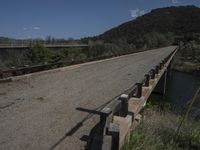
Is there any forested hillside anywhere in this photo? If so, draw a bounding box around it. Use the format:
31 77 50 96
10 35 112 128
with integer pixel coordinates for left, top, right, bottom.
94 6 200 46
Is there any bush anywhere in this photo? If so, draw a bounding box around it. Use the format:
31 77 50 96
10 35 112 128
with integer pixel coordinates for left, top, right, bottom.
28 44 55 64
27 44 67 64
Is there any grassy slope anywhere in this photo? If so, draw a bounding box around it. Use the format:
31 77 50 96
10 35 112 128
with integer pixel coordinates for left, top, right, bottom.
123 107 200 150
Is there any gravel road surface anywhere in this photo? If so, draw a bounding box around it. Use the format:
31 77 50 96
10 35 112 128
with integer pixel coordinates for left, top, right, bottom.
0 46 176 150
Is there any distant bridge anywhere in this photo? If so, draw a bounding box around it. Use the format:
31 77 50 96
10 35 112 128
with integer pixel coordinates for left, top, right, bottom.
0 46 177 150
0 44 88 49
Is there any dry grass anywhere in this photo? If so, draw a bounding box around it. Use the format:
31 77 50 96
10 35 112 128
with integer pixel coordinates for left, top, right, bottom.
122 108 200 150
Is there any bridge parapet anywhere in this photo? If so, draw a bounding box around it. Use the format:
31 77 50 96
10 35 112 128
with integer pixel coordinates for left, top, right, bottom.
0 44 88 49
89 48 178 150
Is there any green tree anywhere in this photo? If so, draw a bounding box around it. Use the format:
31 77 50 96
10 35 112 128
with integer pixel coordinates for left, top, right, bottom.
67 48 87 61
28 44 54 64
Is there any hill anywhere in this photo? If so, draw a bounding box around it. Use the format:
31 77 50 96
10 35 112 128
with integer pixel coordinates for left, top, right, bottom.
94 5 200 47
83 6 200 73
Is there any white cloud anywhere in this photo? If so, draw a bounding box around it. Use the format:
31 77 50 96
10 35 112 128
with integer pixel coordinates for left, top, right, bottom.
23 27 27 30
171 0 179 4
129 9 145 18
33 27 40 30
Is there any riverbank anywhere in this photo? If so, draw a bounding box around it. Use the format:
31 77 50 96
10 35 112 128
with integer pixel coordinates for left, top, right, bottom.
122 70 200 150
172 58 200 74
122 107 200 150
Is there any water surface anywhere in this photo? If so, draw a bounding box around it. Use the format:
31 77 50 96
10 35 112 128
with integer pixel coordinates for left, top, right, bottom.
149 70 200 118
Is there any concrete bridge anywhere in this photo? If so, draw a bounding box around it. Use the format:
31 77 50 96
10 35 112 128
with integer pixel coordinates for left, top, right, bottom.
0 44 88 69
0 46 177 150
0 44 88 50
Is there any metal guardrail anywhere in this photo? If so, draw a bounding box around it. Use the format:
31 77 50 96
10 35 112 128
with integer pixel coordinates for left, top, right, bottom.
92 48 177 150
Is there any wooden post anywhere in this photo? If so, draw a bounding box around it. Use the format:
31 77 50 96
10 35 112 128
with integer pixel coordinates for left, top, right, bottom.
100 108 112 135
134 83 142 98
159 62 162 69
155 65 159 74
144 74 150 87
150 69 155 79
118 94 129 117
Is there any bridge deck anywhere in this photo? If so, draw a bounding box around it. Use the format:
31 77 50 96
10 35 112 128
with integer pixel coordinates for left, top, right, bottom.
0 46 176 150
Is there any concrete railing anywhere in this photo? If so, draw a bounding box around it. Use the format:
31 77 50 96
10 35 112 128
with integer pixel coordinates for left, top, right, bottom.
0 44 88 48
90 48 178 150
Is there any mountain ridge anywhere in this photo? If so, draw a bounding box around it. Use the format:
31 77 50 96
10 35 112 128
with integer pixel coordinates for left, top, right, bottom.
90 5 200 45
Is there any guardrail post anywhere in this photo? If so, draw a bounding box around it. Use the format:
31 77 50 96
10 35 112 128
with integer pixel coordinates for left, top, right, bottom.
161 60 165 67
144 74 150 87
164 57 167 63
100 108 112 134
118 94 129 117
150 69 155 79
155 65 159 74
159 62 162 70
107 123 120 150
134 83 142 98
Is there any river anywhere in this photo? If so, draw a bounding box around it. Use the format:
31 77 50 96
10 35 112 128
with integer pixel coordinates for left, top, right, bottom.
149 70 200 119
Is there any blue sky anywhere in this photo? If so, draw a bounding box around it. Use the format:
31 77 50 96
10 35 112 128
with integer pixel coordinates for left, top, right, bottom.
0 0 199 39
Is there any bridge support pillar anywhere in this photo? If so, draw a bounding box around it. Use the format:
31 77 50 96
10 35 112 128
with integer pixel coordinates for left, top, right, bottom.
167 62 172 78
153 71 167 95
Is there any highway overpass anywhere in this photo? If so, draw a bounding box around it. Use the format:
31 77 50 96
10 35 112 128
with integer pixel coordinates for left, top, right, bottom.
0 46 177 150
